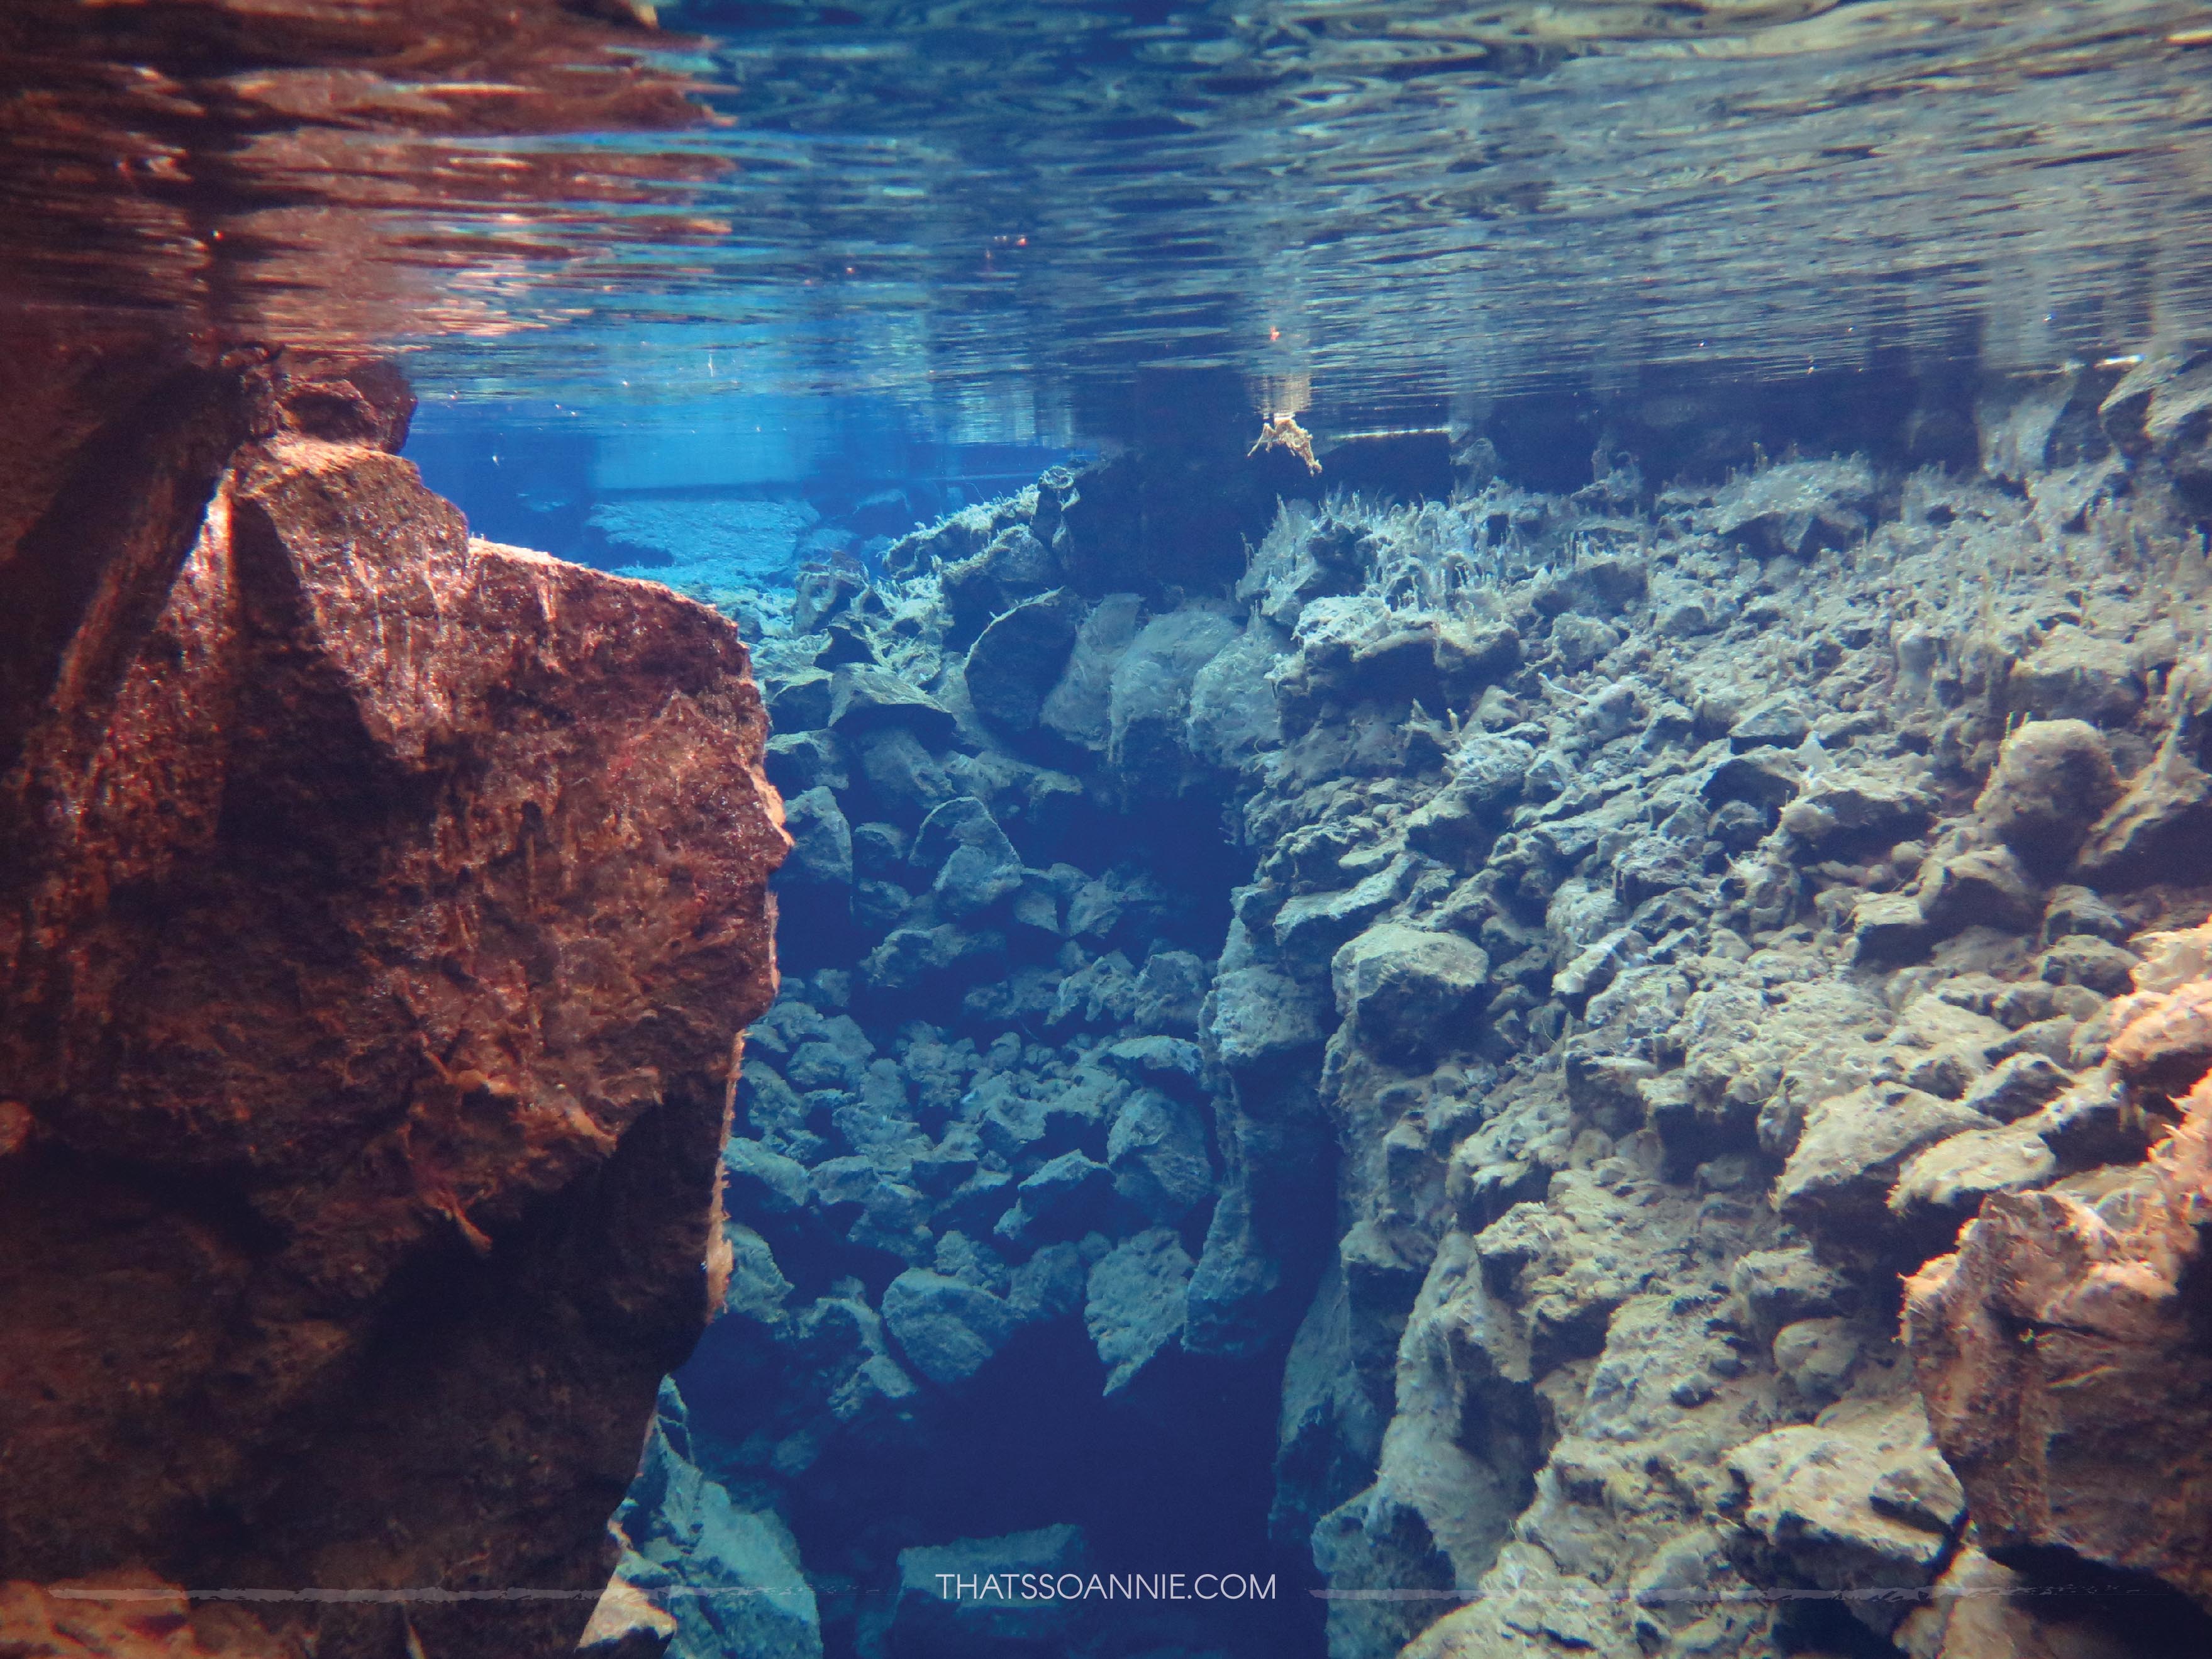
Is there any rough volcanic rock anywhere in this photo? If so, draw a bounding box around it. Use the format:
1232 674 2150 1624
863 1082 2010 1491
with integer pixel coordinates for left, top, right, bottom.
1331 923 1491 1065
1084 1226 1194 1395
1975 718 2122 868
0 357 785 1657
1907 1080 2212 1616
1728 1396 1964 1636
0 1570 293 1658
600 1383 821 1659
962 588 1083 733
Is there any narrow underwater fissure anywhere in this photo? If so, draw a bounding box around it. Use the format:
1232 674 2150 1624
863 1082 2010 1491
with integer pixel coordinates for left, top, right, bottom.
415 352 2212 1659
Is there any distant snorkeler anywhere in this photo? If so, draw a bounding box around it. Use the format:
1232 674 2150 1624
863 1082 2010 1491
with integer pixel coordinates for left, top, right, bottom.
1248 412 1322 475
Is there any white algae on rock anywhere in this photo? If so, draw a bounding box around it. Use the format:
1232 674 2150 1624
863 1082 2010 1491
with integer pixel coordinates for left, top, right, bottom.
584 360 2212 1659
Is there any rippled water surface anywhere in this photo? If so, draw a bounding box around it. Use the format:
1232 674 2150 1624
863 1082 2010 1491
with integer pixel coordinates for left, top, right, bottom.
8 1 2211 438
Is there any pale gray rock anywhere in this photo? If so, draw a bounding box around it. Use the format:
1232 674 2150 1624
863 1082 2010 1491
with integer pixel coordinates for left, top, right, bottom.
1106 1087 1214 1223
612 1384 822 1659
880 1268 1023 1389
1728 1397 1962 1635
1084 1227 1194 1395
1974 718 2122 867
764 729 848 796
1731 1246 1852 1340
1187 613 1289 764
2008 626 2143 727
829 663 960 744
1957 1050 2072 1122
1770 1316 1864 1407
2074 730 2212 885
994 1151 1115 1246
856 726 956 823
1106 604 1242 788
1333 923 1491 1065
963 587 1083 733
1039 592 1142 750
767 667 835 731
1776 1082 1995 1243
1209 965 1332 1072
720 1221 796 1324
1729 693 1811 752
1778 756 1937 850
1709 455 1877 559
781 786 853 888
1275 859 1414 970
1887 1118 2057 1235
1130 948 1209 1036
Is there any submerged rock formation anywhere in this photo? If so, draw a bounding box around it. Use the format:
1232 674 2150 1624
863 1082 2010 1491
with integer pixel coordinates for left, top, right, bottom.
0 349 786 1657
617 352 2212 1658
1906 919 2212 1622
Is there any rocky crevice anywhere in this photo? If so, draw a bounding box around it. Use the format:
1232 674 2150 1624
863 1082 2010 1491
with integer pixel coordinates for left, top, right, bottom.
613 350 2212 1659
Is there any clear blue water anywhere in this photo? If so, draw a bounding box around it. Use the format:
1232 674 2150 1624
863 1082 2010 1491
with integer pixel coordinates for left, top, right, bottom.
398 0 2212 467
18 4 2209 1656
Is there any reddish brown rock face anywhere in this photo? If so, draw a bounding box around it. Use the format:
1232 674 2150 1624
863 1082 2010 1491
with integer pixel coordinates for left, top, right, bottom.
1906 940 2212 1621
0 355 786 1657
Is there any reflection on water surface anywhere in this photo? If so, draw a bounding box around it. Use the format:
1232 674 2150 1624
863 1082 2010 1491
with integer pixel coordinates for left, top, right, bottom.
4 1 2208 436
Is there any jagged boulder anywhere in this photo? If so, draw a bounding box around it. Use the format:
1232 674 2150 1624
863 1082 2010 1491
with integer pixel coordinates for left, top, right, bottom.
1774 1082 1994 1246
1332 923 1491 1065
1106 1087 1214 1224
830 664 960 745
963 588 1084 733
1974 718 2122 868
881 1270 1023 1389
1085 1227 1194 1394
1907 1084 2212 1618
781 786 854 888
1208 965 1332 1073
1105 604 1242 791
1728 1397 1963 1637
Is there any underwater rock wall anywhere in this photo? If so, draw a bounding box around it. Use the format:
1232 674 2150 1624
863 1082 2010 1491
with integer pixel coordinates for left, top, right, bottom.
0 347 786 1658
642 350 2212 1659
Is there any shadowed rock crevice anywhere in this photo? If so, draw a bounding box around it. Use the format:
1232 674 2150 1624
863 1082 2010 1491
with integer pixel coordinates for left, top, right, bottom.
607 353 2212 1659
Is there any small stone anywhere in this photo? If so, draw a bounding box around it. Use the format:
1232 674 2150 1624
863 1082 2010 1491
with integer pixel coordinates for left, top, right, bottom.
1730 694 1811 752
2037 936 2140 996
1772 1316 1863 1406
1959 1051 2072 1123
1975 719 2121 868
2008 626 2143 727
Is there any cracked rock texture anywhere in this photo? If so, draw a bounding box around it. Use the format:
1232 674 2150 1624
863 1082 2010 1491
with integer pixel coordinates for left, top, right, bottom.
626 350 2212 1659
1906 918 2212 1622
0 345 786 1658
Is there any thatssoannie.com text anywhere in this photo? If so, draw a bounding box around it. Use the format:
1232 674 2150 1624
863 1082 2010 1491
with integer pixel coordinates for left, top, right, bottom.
934 1572 1277 1602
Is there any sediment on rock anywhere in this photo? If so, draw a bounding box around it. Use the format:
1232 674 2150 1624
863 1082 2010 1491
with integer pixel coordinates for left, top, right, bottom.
625 360 2212 1659
0 350 786 1658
